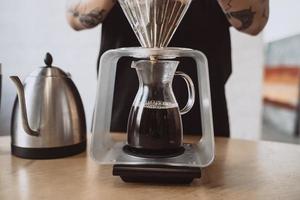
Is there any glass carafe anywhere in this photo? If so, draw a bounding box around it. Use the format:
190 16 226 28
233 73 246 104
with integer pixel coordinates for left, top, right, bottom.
125 59 195 157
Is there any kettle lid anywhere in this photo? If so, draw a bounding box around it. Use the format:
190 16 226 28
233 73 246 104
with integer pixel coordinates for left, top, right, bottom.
29 52 70 77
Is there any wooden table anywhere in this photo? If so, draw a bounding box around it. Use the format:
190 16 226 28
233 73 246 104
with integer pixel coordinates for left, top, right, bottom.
1 136 300 200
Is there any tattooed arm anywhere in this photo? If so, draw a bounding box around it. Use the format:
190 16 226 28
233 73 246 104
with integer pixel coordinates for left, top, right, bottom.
66 0 116 30
217 0 269 35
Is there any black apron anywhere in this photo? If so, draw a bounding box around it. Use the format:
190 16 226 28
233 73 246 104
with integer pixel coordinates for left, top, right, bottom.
98 0 231 137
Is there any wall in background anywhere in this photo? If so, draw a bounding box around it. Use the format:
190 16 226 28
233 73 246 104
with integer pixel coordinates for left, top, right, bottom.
0 0 99 135
0 1 264 140
264 0 300 43
226 29 264 140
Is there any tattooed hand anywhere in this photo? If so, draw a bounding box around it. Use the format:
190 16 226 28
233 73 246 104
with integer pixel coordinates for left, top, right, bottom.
226 7 256 30
218 0 269 35
69 7 106 29
66 0 116 31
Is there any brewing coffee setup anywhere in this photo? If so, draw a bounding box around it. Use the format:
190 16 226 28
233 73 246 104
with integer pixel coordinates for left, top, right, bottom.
91 0 215 183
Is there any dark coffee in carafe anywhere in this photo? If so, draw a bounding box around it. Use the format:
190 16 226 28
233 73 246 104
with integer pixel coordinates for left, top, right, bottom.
127 103 182 151
125 60 195 157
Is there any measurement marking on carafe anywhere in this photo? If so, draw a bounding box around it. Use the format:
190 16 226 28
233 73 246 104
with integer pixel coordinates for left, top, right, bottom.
144 100 178 109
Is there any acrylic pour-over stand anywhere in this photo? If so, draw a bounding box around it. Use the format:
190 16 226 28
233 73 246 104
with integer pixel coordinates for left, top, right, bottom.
90 47 215 183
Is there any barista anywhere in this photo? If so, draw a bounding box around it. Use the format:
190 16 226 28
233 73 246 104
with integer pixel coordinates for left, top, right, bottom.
66 0 269 137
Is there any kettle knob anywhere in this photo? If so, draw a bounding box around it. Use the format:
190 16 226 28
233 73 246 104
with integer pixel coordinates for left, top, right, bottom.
44 52 53 67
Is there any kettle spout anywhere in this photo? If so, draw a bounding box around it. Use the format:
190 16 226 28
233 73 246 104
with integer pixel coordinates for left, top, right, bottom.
10 76 39 137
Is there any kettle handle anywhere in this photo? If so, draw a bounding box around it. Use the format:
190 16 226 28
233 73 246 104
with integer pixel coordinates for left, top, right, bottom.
10 76 40 137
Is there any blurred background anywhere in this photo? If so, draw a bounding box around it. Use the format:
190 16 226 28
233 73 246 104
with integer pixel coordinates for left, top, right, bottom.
0 0 300 144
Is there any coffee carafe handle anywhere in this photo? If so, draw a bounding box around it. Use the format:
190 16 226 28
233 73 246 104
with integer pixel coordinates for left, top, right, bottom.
175 71 195 115
10 76 40 137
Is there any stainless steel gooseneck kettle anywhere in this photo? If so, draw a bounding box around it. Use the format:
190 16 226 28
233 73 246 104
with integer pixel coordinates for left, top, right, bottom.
10 53 86 159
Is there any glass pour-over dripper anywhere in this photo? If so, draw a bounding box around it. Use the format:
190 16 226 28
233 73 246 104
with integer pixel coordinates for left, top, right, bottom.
119 0 192 47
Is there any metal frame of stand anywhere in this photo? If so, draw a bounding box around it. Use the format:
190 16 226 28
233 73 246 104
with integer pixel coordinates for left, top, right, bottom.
90 47 215 170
